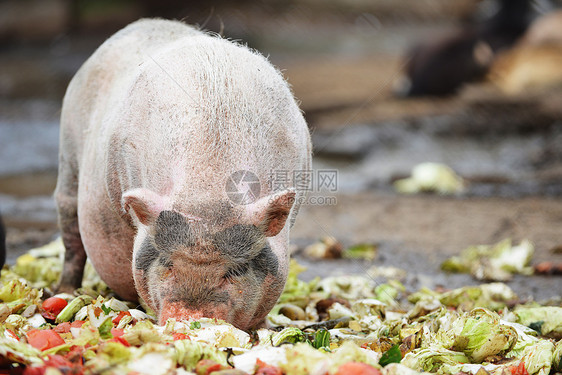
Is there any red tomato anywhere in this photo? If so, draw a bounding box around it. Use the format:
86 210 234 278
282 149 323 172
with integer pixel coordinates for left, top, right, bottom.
26 329 66 351
195 359 228 375
112 311 131 325
510 362 529 375
54 322 71 334
108 336 130 347
65 345 85 362
71 320 85 328
23 354 84 375
335 362 382 375
172 333 190 341
22 367 43 375
110 328 125 337
42 297 68 316
40 311 57 321
255 359 283 375
5 329 19 340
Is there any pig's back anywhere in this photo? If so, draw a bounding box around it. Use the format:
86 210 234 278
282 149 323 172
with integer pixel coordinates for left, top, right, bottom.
94 21 310 207
61 19 202 170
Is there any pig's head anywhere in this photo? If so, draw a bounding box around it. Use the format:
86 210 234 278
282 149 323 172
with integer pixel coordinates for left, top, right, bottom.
122 188 295 331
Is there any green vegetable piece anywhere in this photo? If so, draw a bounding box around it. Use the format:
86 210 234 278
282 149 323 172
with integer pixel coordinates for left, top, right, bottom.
394 162 464 195
379 345 402 367
282 343 331 375
195 359 229 375
441 239 534 281
529 321 544 334
401 348 469 373
453 308 517 362
519 339 555 375
101 304 111 315
98 317 113 339
277 260 319 307
0 280 42 312
374 282 403 306
190 321 201 329
173 340 228 370
514 306 562 338
344 244 377 261
0 335 44 365
97 341 131 364
271 327 306 346
553 340 562 373
312 329 330 349
56 295 93 323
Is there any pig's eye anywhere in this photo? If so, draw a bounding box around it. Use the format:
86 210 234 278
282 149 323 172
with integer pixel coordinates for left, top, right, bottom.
223 264 249 280
162 269 173 279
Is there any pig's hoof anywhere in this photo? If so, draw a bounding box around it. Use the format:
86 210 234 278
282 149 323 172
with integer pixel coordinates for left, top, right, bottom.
54 282 78 295
249 318 269 330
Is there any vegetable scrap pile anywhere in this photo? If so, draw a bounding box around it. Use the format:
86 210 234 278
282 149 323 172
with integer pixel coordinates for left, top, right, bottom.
1 239 561 375
441 239 535 281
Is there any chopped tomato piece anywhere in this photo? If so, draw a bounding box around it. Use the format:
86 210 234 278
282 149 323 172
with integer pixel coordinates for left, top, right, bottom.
65 345 85 362
335 362 382 375
5 329 19 340
42 297 68 316
71 320 85 328
54 322 71 334
110 328 125 337
112 311 131 325
26 329 65 351
23 354 84 375
172 332 190 341
40 311 57 321
255 359 283 375
108 336 130 347
195 359 229 375
510 362 529 375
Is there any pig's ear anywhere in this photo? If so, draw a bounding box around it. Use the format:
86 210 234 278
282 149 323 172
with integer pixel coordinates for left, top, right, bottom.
122 188 167 226
244 189 296 237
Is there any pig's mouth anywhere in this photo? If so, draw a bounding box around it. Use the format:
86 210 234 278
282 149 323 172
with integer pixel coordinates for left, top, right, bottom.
158 300 253 329
158 303 207 324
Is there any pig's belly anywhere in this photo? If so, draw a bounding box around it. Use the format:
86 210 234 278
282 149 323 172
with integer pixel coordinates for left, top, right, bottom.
77 187 137 301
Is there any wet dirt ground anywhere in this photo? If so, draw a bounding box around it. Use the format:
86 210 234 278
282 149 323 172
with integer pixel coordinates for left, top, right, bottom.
1 2 561 303
292 192 562 302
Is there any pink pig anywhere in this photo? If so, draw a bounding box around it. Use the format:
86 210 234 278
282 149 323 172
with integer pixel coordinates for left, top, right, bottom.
55 19 311 330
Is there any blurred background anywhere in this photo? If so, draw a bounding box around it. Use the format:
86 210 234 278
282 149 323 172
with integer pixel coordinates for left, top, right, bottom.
1 0 561 299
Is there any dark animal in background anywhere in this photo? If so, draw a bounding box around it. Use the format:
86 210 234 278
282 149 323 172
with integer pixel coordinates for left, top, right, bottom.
489 9 562 94
396 0 534 97
0 214 5 275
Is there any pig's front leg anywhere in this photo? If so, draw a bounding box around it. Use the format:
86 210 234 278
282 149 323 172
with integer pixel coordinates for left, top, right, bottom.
55 161 87 293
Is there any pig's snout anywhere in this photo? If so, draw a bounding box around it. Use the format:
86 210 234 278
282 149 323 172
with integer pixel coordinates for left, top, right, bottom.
158 302 225 325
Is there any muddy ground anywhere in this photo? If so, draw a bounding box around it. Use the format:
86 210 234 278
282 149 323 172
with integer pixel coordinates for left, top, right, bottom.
1 1 561 303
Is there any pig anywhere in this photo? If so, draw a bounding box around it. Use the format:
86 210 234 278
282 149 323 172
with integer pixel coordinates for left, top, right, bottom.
55 19 312 330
